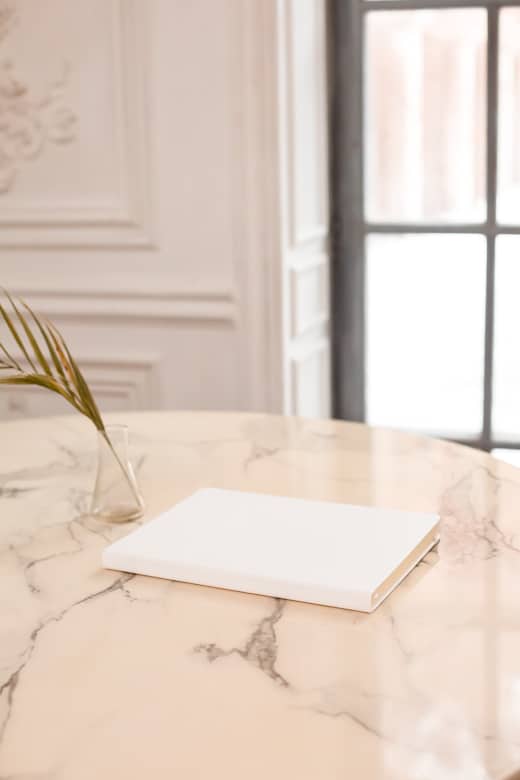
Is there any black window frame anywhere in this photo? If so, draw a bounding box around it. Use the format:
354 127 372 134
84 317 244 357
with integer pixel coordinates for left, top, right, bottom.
331 0 520 452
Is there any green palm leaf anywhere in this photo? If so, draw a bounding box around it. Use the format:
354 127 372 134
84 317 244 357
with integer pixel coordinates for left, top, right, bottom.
0 289 106 434
2 289 52 376
0 290 147 511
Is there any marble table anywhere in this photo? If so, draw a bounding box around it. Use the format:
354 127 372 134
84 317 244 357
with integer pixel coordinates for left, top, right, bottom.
1 411 520 780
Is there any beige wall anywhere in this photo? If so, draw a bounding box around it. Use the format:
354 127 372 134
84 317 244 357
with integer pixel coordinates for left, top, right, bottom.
0 0 330 420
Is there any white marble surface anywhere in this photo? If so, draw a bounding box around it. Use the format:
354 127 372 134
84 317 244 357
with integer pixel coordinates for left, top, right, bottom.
1 411 520 780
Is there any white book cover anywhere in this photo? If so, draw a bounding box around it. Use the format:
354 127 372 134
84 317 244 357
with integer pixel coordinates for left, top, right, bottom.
102 488 440 612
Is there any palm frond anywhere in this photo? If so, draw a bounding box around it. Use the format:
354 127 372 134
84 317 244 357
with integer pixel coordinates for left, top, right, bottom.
0 289 106 434
0 291 146 512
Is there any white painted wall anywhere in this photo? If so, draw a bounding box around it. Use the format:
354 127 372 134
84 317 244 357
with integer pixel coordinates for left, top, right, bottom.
0 0 330 420
278 0 331 417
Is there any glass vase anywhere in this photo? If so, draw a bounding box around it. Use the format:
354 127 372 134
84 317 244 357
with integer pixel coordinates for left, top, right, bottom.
90 424 144 523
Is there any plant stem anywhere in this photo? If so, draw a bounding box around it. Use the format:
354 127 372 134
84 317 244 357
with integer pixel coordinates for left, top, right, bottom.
100 430 143 510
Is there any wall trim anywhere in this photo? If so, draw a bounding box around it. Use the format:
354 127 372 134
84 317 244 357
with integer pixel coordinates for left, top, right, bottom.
5 352 162 415
290 337 330 417
0 0 153 249
81 354 162 410
10 295 236 323
6 284 237 323
285 0 329 251
234 0 284 412
290 251 329 337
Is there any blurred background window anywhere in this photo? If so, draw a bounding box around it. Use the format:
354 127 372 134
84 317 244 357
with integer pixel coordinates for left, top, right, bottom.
332 0 520 465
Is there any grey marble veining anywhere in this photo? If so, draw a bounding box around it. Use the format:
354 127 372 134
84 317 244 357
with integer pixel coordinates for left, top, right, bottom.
1 411 520 780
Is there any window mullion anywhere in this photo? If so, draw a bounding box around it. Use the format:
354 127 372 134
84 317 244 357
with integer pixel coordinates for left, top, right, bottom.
482 6 499 449
331 0 366 421
360 1 520 10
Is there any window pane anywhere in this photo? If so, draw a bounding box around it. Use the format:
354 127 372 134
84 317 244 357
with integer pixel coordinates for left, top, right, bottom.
366 234 486 436
497 9 520 225
492 450 520 468
493 237 520 439
365 11 486 223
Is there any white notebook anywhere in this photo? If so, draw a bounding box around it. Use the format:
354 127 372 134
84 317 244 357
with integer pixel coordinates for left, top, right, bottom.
102 488 440 612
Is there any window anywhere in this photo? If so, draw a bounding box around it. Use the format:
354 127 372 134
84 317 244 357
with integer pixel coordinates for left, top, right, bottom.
332 0 520 458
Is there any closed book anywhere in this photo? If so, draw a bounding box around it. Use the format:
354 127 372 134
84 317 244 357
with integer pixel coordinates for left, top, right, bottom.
102 488 440 612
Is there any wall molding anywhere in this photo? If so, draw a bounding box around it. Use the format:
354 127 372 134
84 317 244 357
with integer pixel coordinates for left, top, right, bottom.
290 338 330 417
5 273 236 322
290 252 329 337
233 0 285 411
0 0 153 249
273 0 331 415
82 354 161 409
285 0 329 251
0 41 77 195
4 288 236 323
3 353 162 417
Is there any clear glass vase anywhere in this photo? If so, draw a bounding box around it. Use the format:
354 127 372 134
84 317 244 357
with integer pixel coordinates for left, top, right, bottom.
90 424 144 523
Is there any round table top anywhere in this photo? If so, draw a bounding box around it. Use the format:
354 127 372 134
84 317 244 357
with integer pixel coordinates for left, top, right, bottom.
1 411 519 780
